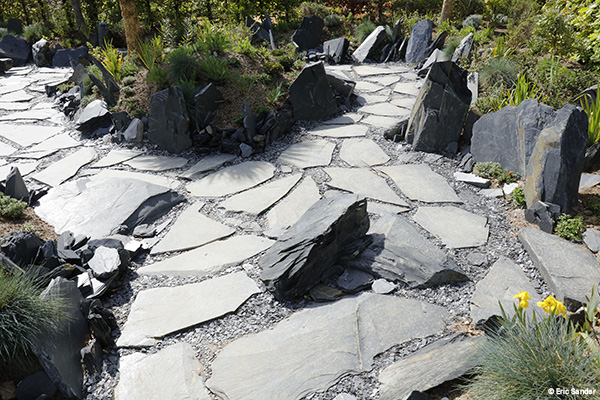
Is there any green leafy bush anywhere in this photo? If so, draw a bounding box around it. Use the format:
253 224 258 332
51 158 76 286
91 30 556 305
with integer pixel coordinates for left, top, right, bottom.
555 214 585 241
299 2 331 19
479 57 520 90
146 65 169 88
585 195 600 215
532 7 575 57
578 93 600 146
504 73 545 107
0 194 26 220
199 31 230 54
354 19 377 44
121 61 138 78
120 86 135 97
137 36 164 70
510 186 526 208
268 83 285 105
473 162 503 179
122 75 136 86
263 60 284 76
198 56 230 82
462 14 483 29
96 41 125 83
167 47 199 83
324 14 342 28
443 36 462 59
22 24 42 43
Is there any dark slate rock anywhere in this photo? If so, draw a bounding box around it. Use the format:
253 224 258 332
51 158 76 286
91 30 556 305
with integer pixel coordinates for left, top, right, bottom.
461 108 481 145
33 278 89 399
5 166 28 202
72 235 88 250
122 118 143 143
242 102 256 143
417 49 448 77
36 240 60 271
417 31 447 69
7 18 23 35
323 37 349 64
58 231 75 251
452 32 474 63
32 38 52 67
75 99 112 135
584 228 600 253
0 231 44 266
336 268 373 293
352 26 386 63
80 338 102 376
0 57 12 73
132 224 155 238
289 62 338 121
260 193 370 301
122 191 185 232
310 284 343 302
519 227 600 310
406 61 471 153
0 35 30 66
524 104 588 213
87 246 121 280
86 54 120 95
16 370 57 400
583 140 600 172
85 238 124 253
524 201 561 234
471 99 556 176
195 83 223 130
326 72 355 98
86 309 115 348
111 111 131 132
53 46 88 68
405 19 432 64
148 86 191 153
347 213 468 287
292 15 324 52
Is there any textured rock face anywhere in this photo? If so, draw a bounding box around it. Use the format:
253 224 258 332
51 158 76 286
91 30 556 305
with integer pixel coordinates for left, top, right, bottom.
324 37 349 64
292 15 324 51
405 19 433 64
147 86 191 153
32 38 52 67
52 46 88 68
288 62 338 121
352 26 386 63
260 193 370 300
0 35 30 66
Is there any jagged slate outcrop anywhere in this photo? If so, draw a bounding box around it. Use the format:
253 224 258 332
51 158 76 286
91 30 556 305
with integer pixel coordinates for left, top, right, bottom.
122 118 143 142
417 31 447 69
524 200 561 233
405 19 432 64
452 32 474 63
288 62 338 121
406 61 471 153
5 166 29 202
324 37 349 64
471 99 556 176
7 18 23 34
379 334 484 400
16 370 57 400
260 193 370 301
148 86 191 153
417 49 448 77
53 46 88 68
0 230 44 266
32 278 90 399
0 35 30 66
352 26 386 63
346 213 468 287
519 227 600 310
292 15 324 52
32 38 52 67
195 83 223 130
524 104 588 213
75 99 112 135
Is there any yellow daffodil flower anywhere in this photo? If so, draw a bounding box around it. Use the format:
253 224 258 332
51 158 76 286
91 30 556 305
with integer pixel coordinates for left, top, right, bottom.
513 291 531 308
537 295 567 317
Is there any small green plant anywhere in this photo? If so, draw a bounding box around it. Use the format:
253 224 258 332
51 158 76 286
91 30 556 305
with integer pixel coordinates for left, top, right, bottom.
120 86 135 97
137 36 164 70
554 214 585 241
263 60 284 76
20 224 35 233
198 56 230 82
121 61 138 77
462 14 483 29
504 73 545 107
97 40 124 83
167 47 199 83
22 24 42 43
122 75 136 86
268 83 285 105
585 196 600 215
443 36 462 59
324 14 342 28
473 162 503 179
146 65 169 88
479 57 520 89
57 82 74 92
496 168 520 184
299 1 331 19
199 31 230 54
354 19 377 44
510 186 526 209
233 36 256 56
81 94 95 108
0 194 26 220
257 73 271 85
491 36 514 59
235 73 257 97
578 93 600 146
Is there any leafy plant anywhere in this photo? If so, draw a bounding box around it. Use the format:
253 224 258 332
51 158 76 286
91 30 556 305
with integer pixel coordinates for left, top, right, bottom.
233 36 256 56
473 162 503 179
578 93 600 146
120 86 135 97
22 24 42 43
122 75 136 86
554 214 585 241
235 73 257 96
263 60 284 76
354 19 377 44
137 36 164 70
532 7 575 57
199 31 230 54
121 61 138 77
504 73 545 107
98 40 125 83
167 47 199 83
198 56 230 82
324 14 342 28
443 36 462 59
268 82 285 105
492 36 514 59
146 65 169 88
585 195 600 215
462 14 483 29
510 186 526 209
299 1 331 18
177 78 199 127
0 193 26 220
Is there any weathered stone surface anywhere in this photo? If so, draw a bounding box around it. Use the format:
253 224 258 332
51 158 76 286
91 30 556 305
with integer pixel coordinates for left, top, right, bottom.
207 293 446 400
354 81 384 93
336 268 373 293
324 37 349 64
181 154 236 179
124 155 188 171
470 256 541 325
352 26 386 63
454 172 490 188
0 108 61 122
92 149 141 168
309 124 368 138
323 113 363 125
15 133 81 160
195 83 223 129
0 90 34 102
367 202 410 215
0 35 30 66
115 343 210 400
519 227 600 309
266 177 321 231
52 46 87 68
31 148 96 187
140 235 273 276
5 166 29 201
584 228 600 253
187 161 275 197
348 213 467 287
405 19 432 64
372 278 396 293
117 271 260 347
355 65 404 77
378 164 462 203
278 140 335 168
261 194 369 300
292 15 324 51
147 86 191 153
32 38 52 67
16 370 57 400
0 124 61 147
580 173 600 191
452 32 474 63
0 162 37 178
359 103 409 117
325 168 408 206
1 230 43 266
413 206 488 248
339 139 389 167
326 70 355 97
379 334 483 400
524 200 560 234
393 82 421 97
122 118 143 143
289 62 337 121
88 246 121 279
361 115 408 134
0 102 29 111
76 99 112 135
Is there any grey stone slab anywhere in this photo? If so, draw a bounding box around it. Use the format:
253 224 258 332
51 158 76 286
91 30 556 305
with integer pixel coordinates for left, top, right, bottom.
0 109 61 122
390 97 416 110
0 83 24 96
308 125 368 138
367 202 410 215
339 138 389 167
356 94 389 106
393 82 420 97
91 149 141 168
278 140 335 168
361 115 408 131
470 256 541 325
378 164 462 203
0 124 62 146
519 227 600 309
580 173 600 191
221 174 302 215
354 65 404 76
31 148 96 187
454 172 491 188
0 90 34 102
358 103 409 117
354 81 385 93
117 271 261 347
372 279 396 294
180 153 236 179
266 177 321 231
187 161 275 197
584 228 600 253
322 113 363 125
206 293 446 400
480 188 503 198
124 155 189 171
0 141 16 156
365 75 400 86
94 169 177 189
0 102 29 111
15 133 80 159
0 161 37 178
150 202 235 254
325 168 408 206
379 335 484 400
413 206 489 248
115 343 210 400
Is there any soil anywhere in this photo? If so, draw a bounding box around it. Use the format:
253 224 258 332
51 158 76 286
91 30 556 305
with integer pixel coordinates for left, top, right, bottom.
0 207 57 242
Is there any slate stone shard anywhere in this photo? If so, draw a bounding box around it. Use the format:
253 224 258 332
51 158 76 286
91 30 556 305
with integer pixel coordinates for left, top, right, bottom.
379 334 484 400
195 83 223 130
75 99 112 135
0 35 30 66
413 206 488 248
5 166 29 201
452 32 474 63
122 118 143 143
524 200 560 234
518 227 600 310
405 19 432 64
260 194 370 300
53 46 88 68
1 230 44 266
406 61 471 153
16 370 57 400
147 86 191 153
378 164 462 203
88 246 121 279
352 26 386 63
324 37 349 64
336 268 373 293
289 62 338 121
347 213 467 287
206 293 446 400
32 38 52 67
584 228 600 253
292 15 324 52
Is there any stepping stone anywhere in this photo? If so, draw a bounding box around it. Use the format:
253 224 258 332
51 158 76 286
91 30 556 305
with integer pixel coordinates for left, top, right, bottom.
206 293 446 400
31 148 96 187
365 75 400 86
115 343 210 400
361 115 408 131
393 82 420 97
308 125 368 138
117 271 261 347
354 81 385 92
0 141 16 156
358 103 407 117
454 172 491 188
378 164 462 203
140 235 274 276
0 161 37 178
91 149 141 168
325 168 408 206
367 202 410 215
150 202 234 254
413 206 489 248
187 161 275 197
15 133 80 159
124 155 188 171
356 94 388 105
0 102 29 111
339 138 389 167
480 188 503 198
220 174 302 215
0 124 62 147
266 177 321 231
401 71 419 81
470 256 541 325
0 84 23 96
519 227 600 308
0 90 34 102
0 109 60 122
579 173 600 191
180 153 236 179
95 169 176 189
278 140 335 168
322 113 363 125
390 97 416 110
354 65 404 76
379 334 484 400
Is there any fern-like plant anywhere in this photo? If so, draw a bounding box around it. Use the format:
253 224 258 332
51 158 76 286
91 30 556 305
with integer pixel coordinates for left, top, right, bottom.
268 82 285 105
167 47 199 83
198 56 229 82
98 40 124 83
579 93 600 145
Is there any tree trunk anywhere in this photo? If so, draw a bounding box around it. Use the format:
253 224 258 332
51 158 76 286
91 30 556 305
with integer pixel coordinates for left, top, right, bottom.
119 0 141 55
68 0 87 38
439 0 455 23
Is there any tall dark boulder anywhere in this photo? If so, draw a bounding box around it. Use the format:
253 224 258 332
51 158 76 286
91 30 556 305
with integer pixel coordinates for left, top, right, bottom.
0 35 31 66
405 19 432 64
288 62 338 121
147 86 192 153
292 15 324 52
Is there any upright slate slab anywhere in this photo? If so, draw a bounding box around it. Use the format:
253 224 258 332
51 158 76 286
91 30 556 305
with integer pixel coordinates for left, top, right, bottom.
378 164 462 203
405 19 432 64
289 62 338 121
292 15 324 51
0 35 30 66
324 37 349 64
206 293 446 400
352 26 387 63
413 206 489 248
147 86 191 153
52 46 88 68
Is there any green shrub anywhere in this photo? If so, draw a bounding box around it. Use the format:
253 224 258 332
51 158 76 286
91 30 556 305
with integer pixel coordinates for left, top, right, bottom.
235 73 257 96
198 56 230 82
479 57 520 90
233 36 256 56
299 1 331 19
585 196 600 215
263 60 284 76
504 73 545 107
324 14 342 28
167 47 199 83
443 36 462 59
121 61 138 77
199 31 230 54
268 83 285 105
496 168 520 184
122 75 136 86
462 14 483 29
473 162 503 179
257 73 272 85
0 194 26 220
146 65 169 88
177 79 199 127
22 24 42 43
532 7 575 57
355 19 377 44
578 93 600 146
454 0 486 21
81 94 95 108
475 84 507 114
137 36 164 70
94 40 125 83
510 186 526 208
555 214 585 241
120 86 135 97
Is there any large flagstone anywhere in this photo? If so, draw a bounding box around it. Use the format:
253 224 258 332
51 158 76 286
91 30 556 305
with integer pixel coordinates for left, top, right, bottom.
0 109 61 122
0 124 62 147
354 65 407 76
0 90 35 102
180 154 236 179
31 148 96 187
91 149 141 168
15 133 81 159
278 140 335 168
187 161 275 197
325 168 408 206
266 177 321 231
378 164 462 203
0 141 16 156
124 155 189 171
358 103 408 117
0 161 38 178
339 138 389 167
413 206 489 248
308 125 368 138
0 102 30 111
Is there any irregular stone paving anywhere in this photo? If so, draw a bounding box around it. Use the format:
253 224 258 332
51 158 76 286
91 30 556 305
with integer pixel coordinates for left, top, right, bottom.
3 64 594 400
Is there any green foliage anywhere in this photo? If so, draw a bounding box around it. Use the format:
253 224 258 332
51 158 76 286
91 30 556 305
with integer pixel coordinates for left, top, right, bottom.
511 186 526 209
585 196 600 216
496 168 520 184
176 79 199 128
532 7 575 57
0 28 7 39
454 0 486 21
0 193 26 220
257 73 272 85
233 36 256 56
555 214 585 241
263 60 284 76
199 31 231 54
198 56 230 82
504 73 545 107
274 51 296 72
97 41 125 83
255 104 271 114
121 61 138 78
81 94 96 108
443 36 462 59
479 57 520 89
120 86 135 97
137 36 165 70
462 14 483 29
122 75 136 86
299 2 331 19
167 47 200 83
324 14 342 28
354 19 377 44
235 72 257 96
473 25 494 44
473 162 503 179
578 93 600 146
22 24 42 43
268 82 285 105
475 84 507 114
146 65 169 88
